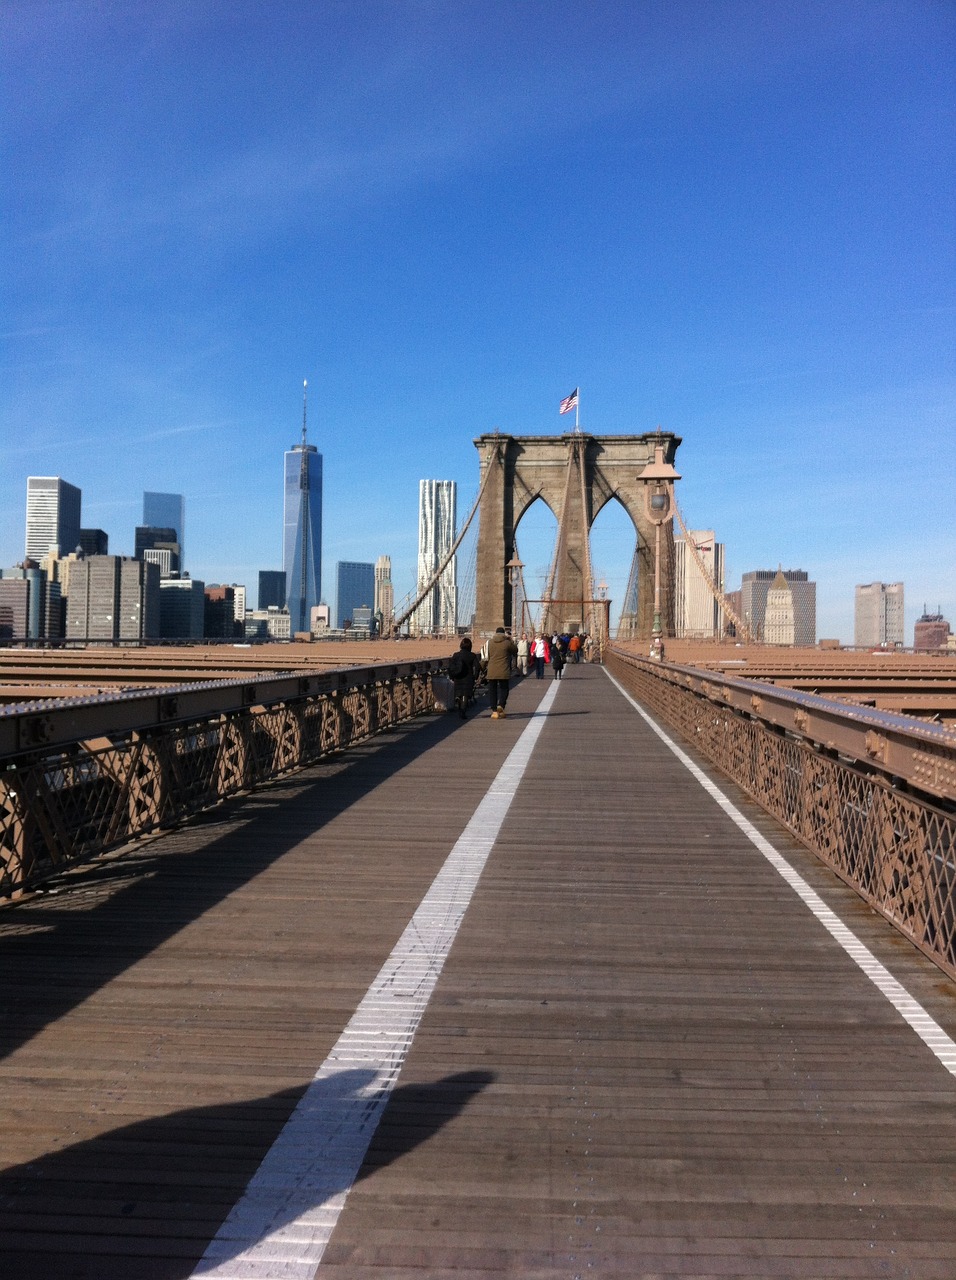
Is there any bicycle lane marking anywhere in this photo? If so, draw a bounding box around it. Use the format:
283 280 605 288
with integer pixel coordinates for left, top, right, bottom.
604 666 956 1079
192 678 561 1278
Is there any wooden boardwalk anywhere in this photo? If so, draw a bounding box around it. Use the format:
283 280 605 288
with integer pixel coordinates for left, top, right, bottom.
1 665 954 1278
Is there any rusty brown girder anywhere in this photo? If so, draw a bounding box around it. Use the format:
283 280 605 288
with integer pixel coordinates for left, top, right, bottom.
0 659 444 900
606 646 956 980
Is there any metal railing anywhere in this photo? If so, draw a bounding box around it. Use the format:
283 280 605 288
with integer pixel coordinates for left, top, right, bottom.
0 661 442 900
606 647 956 980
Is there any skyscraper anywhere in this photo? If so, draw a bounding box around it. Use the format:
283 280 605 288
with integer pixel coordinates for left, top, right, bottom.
0 564 62 639
374 555 394 627
764 568 796 645
258 569 286 611
25 476 82 560
143 492 185 568
855 582 904 648
66 557 160 641
740 569 816 646
79 528 109 556
135 526 181 575
414 479 457 634
159 577 206 639
283 383 323 634
674 529 725 639
336 561 375 629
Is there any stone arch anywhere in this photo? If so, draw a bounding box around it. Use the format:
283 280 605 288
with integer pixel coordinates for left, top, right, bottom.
588 491 640 631
512 493 559 605
473 431 681 637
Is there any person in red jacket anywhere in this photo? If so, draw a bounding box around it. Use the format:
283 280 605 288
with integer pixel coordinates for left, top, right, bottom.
531 633 550 679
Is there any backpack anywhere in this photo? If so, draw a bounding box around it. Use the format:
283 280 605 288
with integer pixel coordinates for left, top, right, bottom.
447 651 467 680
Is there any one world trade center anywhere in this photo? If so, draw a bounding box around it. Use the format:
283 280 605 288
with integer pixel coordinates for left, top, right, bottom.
283 382 322 634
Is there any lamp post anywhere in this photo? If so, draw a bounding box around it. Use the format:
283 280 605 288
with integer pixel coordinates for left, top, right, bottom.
506 555 524 633
638 440 681 660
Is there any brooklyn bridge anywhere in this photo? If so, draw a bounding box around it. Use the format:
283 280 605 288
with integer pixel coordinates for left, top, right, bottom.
1 431 954 1277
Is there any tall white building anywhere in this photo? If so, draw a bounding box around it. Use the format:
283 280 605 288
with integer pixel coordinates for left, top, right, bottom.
413 480 457 634
374 555 394 627
674 529 725 639
764 568 796 645
740 569 816 646
25 476 82 560
855 581 904 648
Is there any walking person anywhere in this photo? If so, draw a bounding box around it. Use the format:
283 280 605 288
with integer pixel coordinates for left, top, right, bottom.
531 633 550 679
550 640 566 680
568 633 581 664
486 626 518 719
516 632 530 676
446 637 481 720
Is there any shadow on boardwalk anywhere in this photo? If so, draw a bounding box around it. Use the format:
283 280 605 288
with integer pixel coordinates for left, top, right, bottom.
0 1068 495 1279
0 710 466 1062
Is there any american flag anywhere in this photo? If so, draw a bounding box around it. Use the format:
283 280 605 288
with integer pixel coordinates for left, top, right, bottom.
559 388 579 415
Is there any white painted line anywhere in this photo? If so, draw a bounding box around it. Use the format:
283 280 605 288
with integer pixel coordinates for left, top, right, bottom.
191 680 561 1278
604 667 956 1080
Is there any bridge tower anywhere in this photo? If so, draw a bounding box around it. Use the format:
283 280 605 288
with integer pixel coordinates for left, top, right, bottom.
473 431 681 638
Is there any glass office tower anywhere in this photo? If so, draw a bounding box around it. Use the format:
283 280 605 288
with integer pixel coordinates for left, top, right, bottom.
143 493 185 569
335 561 374 629
283 430 323 635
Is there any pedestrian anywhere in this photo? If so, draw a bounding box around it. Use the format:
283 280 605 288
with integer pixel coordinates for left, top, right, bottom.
516 632 530 676
485 626 518 718
446 637 481 720
550 640 565 680
531 633 550 679
568 633 581 663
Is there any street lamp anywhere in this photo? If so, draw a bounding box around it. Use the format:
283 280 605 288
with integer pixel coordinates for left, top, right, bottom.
596 578 609 653
638 439 681 660
506 555 524 633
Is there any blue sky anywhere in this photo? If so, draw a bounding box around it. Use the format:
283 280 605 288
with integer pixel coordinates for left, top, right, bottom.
2 0 953 642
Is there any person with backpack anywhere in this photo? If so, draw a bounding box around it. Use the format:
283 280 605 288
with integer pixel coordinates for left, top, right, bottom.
446 637 481 720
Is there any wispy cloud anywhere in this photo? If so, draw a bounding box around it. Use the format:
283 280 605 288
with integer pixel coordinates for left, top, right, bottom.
0 420 222 458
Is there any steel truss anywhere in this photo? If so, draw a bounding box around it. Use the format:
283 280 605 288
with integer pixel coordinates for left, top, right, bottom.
0 661 441 899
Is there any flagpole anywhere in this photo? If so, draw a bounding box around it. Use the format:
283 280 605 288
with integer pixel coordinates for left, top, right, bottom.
576 385 580 432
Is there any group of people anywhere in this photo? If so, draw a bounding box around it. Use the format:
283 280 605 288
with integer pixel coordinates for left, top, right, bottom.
516 630 591 679
445 627 593 721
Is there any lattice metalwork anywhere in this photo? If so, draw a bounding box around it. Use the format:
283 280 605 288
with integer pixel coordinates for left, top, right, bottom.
606 648 956 980
0 665 438 899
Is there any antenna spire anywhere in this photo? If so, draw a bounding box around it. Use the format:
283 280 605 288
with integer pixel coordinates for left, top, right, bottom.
302 379 308 448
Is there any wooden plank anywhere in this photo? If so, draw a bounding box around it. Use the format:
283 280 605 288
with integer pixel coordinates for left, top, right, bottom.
0 666 954 1277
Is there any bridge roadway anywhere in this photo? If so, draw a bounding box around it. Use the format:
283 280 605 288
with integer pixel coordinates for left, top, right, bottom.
1 664 955 1278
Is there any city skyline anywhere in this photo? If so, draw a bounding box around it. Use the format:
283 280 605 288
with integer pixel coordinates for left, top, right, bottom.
3 464 952 647
2 4 953 642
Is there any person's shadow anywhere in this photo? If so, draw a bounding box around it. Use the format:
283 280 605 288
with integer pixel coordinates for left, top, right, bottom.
0 1067 494 1279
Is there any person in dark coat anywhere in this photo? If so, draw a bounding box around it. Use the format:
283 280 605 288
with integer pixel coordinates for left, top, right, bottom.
550 639 566 680
447 637 481 720
485 627 518 718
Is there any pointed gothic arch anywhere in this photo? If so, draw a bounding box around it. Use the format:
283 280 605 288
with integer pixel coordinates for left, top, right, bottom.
473 431 681 637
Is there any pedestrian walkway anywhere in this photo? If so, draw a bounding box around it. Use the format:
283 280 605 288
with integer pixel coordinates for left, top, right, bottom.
1 665 954 1278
